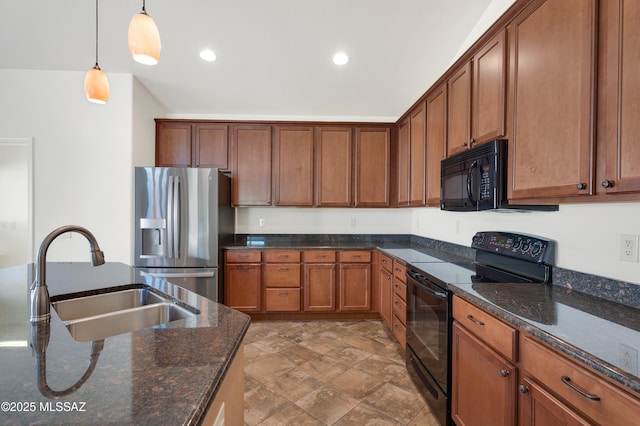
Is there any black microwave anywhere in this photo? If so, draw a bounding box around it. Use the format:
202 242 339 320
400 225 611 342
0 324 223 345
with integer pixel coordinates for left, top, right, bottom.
440 140 557 212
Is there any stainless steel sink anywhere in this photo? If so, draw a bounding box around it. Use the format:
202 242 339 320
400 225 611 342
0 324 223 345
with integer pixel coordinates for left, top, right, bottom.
51 286 199 342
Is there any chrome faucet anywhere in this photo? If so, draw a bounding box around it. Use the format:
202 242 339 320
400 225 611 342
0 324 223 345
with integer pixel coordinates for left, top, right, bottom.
30 225 105 323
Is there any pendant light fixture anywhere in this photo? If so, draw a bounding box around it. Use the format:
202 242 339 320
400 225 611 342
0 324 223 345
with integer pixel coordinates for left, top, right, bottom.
128 0 161 65
84 0 109 104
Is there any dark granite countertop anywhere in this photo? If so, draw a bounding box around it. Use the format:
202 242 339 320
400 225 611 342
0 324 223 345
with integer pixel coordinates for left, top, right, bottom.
0 262 250 425
380 247 640 397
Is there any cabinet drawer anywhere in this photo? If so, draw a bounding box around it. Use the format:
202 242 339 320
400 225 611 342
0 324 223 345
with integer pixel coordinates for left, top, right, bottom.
392 262 407 283
263 264 301 287
521 337 640 426
392 292 406 324
380 253 393 273
263 250 301 263
304 250 336 263
265 288 301 311
339 250 372 263
225 250 261 263
392 314 406 348
453 296 517 361
393 278 407 302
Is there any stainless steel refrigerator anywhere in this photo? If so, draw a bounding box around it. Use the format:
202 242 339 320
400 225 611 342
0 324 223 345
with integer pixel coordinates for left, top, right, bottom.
133 167 234 302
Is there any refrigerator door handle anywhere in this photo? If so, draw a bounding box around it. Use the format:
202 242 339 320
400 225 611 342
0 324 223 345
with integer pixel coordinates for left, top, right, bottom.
166 175 175 259
173 175 181 259
140 271 215 278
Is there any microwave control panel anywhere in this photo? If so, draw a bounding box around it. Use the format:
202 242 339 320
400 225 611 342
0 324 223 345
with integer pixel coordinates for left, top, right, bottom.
472 231 554 264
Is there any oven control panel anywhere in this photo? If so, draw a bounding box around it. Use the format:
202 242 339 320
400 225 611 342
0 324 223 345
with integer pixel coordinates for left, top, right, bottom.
472 231 554 264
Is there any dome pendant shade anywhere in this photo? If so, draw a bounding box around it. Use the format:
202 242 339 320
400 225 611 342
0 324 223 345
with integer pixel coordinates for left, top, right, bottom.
128 12 161 65
84 65 110 104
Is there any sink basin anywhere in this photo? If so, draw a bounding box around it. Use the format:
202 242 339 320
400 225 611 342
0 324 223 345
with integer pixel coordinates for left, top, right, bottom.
51 285 199 342
52 287 167 321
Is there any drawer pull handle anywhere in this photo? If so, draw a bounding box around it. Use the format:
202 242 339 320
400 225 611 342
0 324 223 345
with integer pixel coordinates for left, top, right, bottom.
519 385 529 394
315 255 327 258
500 369 510 377
561 376 601 401
237 268 251 272
278 268 290 272
467 315 485 326
278 255 290 259
278 292 289 296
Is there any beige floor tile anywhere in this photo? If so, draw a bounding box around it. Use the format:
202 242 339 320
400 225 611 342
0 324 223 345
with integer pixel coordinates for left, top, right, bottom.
244 354 296 382
258 403 326 426
328 367 385 400
295 384 360 425
244 384 291 426
408 405 441 426
261 368 326 403
297 354 351 382
362 383 426 424
333 403 403 426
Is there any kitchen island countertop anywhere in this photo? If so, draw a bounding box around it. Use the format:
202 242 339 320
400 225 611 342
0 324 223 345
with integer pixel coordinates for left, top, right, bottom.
0 262 250 425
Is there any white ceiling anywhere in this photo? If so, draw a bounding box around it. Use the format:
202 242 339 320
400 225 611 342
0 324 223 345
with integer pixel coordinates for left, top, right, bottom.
0 0 494 121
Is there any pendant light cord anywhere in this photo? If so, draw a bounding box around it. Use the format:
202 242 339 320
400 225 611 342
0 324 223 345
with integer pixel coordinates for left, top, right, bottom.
94 0 99 67
142 0 148 16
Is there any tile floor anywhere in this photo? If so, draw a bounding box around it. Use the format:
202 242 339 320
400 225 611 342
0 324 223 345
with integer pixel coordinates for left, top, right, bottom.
243 319 440 425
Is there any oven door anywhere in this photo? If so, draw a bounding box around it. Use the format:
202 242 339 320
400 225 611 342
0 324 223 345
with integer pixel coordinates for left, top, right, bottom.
406 270 451 394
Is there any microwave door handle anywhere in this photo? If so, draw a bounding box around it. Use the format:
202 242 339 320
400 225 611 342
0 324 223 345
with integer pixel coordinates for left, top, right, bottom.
467 160 478 203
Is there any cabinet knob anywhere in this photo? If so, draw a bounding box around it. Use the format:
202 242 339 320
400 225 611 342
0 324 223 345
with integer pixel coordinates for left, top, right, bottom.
576 183 587 190
499 369 510 377
519 385 529 394
601 180 615 188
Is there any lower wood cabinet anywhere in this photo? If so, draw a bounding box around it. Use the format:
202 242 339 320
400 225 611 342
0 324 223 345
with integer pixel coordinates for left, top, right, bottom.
304 263 336 311
452 321 517 426
224 249 373 316
518 376 591 426
224 263 261 312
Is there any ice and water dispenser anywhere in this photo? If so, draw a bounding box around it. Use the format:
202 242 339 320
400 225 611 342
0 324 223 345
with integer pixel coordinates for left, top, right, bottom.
139 218 167 258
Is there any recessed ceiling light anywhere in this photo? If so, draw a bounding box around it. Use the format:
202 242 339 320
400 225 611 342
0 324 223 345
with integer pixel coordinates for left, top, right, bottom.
333 52 350 65
200 49 217 62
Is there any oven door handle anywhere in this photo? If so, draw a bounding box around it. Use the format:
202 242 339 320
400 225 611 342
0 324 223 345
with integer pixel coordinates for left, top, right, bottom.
407 271 448 299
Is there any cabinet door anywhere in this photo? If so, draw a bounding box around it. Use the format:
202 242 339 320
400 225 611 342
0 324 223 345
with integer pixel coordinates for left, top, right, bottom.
508 0 597 199
447 61 472 156
452 322 516 426
396 119 410 206
273 126 314 206
339 263 371 311
603 0 640 194
224 264 261 312
355 128 390 207
426 84 447 206
304 263 336 311
379 266 393 328
315 127 352 206
409 104 426 206
194 123 229 169
231 125 272 206
518 377 591 426
156 122 192 167
473 29 507 144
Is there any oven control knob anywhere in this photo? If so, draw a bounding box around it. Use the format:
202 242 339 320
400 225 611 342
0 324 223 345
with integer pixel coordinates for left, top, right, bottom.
521 242 530 253
512 239 522 250
472 234 484 246
531 241 543 256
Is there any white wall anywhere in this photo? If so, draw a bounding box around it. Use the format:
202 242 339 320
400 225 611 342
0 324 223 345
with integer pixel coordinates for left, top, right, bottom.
0 69 160 265
237 207 412 235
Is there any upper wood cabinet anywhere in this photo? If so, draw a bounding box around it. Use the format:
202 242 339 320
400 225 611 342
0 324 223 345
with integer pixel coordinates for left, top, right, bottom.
396 104 426 207
508 0 597 200
397 119 410 206
315 126 353 206
447 61 472 156
601 0 640 195
425 85 447 206
355 127 391 207
273 126 314 206
473 29 507 144
156 121 229 169
231 125 272 206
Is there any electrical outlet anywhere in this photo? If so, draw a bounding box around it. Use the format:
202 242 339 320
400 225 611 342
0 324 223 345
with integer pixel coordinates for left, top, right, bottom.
259 218 265 227
620 234 639 262
619 343 639 375
350 217 356 228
